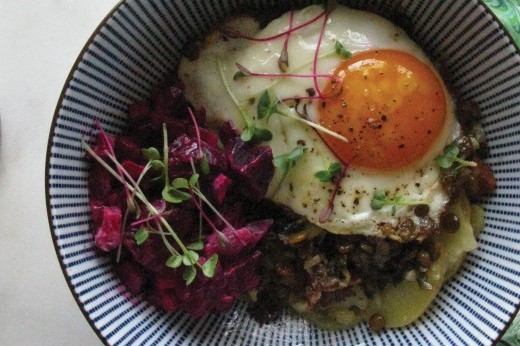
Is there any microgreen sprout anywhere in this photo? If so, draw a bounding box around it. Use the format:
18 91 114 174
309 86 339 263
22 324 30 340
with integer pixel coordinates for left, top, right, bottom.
435 143 477 170
278 9 294 72
315 162 342 182
318 163 347 223
272 145 306 194
234 63 342 84
188 107 210 175
273 145 306 171
370 190 425 216
257 90 348 142
334 41 352 59
220 10 327 42
134 229 149 245
217 58 273 144
83 124 219 285
312 10 330 98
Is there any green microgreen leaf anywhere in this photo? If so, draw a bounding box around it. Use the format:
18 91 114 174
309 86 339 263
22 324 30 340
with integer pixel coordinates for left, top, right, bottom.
162 187 191 204
182 250 200 266
370 191 387 210
142 147 160 161
187 240 204 251
183 265 197 285
370 190 424 215
274 145 306 171
435 143 477 169
201 254 219 278
172 178 189 189
314 162 342 183
435 144 459 169
334 41 352 59
166 254 183 268
150 160 165 170
257 90 283 121
240 124 273 144
233 71 246 80
134 229 149 245
200 156 210 175
189 174 200 188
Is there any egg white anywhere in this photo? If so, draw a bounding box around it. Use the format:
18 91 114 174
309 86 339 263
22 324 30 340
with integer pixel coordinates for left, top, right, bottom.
179 5 458 236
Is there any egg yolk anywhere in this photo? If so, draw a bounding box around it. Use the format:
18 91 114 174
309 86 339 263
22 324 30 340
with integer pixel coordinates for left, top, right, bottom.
318 50 447 171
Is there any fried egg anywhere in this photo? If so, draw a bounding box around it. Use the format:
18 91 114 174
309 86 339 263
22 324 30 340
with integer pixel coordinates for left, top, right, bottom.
179 5 458 236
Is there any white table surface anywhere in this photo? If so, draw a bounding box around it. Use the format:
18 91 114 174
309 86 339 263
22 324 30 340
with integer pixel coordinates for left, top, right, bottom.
0 1 119 345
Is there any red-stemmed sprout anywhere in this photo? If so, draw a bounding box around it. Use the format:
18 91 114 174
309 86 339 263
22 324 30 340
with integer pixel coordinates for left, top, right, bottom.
220 10 327 42
312 11 330 98
278 9 294 72
318 163 348 223
187 107 210 174
235 63 342 84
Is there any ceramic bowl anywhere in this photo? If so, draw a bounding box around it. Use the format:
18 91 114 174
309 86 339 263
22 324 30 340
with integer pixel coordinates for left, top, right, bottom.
46 0 520 345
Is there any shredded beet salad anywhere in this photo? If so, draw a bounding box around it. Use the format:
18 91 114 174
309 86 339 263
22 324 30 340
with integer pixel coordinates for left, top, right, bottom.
87 77 276 317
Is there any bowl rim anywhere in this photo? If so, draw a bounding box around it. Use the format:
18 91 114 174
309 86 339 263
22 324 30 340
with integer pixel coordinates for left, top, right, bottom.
45 1 520 345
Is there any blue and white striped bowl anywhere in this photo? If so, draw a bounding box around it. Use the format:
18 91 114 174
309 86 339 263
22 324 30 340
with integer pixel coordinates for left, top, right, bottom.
46 1 520 345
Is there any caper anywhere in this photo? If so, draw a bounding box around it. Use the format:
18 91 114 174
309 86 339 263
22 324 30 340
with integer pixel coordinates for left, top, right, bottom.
368 313 385 332
455 135 475 158
416 250 432 268
336 243 354 254
359 241 374 254
414 204 430 217
441 212 460 233
396 218 416 242
417 216 436 236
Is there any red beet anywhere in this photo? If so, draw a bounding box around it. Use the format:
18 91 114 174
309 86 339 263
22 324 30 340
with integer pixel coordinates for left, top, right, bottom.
226 139 274 200
212 174 232 204
204 219 273 261
88 164 113 199
88 78 278 319
116 136 143 162
93 206 122 252
128 101 152 125
121 161 145 181
115 260 147 294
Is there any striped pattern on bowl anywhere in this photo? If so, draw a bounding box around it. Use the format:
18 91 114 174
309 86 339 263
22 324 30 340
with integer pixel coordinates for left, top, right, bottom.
46 0 520 345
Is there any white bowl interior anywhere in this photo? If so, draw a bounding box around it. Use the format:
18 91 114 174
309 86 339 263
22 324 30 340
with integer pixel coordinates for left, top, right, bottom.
47 0 520 345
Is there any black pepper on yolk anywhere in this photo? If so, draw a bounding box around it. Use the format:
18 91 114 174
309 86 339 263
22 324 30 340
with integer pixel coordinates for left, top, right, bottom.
318 49 447 171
